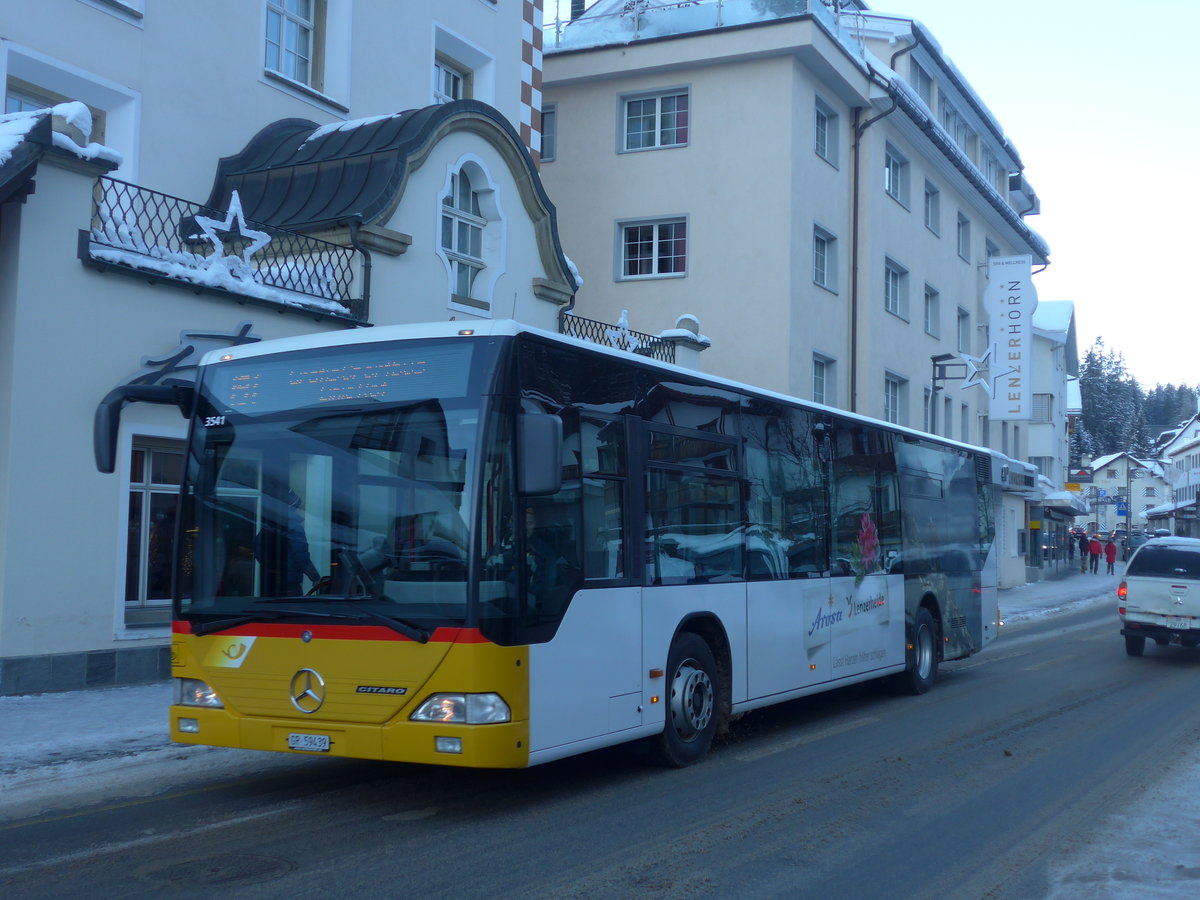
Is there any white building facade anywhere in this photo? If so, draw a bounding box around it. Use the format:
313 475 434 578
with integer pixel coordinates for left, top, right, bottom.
0 0 585 694
542 1 1055 586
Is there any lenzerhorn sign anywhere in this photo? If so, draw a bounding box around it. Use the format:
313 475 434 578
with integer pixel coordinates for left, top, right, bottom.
981 255 1038 422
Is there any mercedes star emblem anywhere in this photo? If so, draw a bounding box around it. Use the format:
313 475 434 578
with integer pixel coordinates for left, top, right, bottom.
289 667 326 714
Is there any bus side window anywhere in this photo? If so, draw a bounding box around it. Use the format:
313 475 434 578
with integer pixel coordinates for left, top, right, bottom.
744 401 829 580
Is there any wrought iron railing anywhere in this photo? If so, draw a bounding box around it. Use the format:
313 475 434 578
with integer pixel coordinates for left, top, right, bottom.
559 311 675 364
84 177 366 322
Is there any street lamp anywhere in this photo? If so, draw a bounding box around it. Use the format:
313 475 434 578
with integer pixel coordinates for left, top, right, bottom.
1127 461 1145 537
930 353 967 435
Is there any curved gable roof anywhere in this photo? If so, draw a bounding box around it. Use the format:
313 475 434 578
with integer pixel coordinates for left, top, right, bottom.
202 100 577 291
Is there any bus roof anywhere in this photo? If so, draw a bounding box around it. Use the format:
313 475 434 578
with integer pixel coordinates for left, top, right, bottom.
202 318 1003 465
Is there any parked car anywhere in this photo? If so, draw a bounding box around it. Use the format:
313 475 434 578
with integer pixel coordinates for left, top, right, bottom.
1122 531 1151 560
1118 537 1200 656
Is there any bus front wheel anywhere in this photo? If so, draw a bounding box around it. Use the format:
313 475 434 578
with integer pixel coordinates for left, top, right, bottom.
653 633 719 767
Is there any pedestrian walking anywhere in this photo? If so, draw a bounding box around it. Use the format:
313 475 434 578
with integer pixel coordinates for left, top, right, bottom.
1105 537 1118 574
1078 532 1089 573
1088 534 1102 574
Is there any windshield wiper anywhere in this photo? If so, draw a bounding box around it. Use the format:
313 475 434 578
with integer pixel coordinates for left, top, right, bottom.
191 607 343 637
257 596 433 643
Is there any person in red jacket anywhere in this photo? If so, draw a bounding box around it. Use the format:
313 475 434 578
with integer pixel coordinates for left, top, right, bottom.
1088 535 1103 573
1105 537 1118 574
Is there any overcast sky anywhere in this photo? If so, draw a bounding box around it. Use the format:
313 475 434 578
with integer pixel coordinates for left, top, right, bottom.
548 1 1200 390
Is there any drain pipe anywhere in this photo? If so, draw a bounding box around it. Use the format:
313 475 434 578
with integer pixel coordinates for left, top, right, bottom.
848 39 916 414
349 220 373 323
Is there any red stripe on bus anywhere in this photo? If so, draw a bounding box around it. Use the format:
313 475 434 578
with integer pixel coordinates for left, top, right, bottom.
172 621 488 643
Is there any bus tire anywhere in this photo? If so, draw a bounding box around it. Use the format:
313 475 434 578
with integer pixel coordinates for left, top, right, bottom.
1125 635 1146 657
897 607 938 695
653 632 719 767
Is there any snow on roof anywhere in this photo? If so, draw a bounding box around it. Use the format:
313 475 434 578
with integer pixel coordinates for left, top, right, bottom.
0 101 123 167
548 0 846 51
1033 300 1074 335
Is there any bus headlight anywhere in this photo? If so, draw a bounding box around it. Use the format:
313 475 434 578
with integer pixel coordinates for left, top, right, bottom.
174 677 224 709
410 693 510 724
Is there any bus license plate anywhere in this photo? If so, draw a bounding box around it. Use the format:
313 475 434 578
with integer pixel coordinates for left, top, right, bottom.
288 732 331 752
1168 616 1192 631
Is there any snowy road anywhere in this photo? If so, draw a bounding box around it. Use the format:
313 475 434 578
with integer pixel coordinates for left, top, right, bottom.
3 573 1200 897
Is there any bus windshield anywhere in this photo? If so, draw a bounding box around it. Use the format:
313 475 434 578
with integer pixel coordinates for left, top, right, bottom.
177 339 492 630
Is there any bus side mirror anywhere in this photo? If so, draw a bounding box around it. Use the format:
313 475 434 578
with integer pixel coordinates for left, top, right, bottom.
518 413 563 496
94 384 194 474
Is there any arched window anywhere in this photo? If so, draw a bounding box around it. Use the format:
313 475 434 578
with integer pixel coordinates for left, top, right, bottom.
441 168 485 301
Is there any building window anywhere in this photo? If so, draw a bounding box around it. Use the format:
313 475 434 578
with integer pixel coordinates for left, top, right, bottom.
126 440 184 626
1145 486 1157 498
4 76 108 145
961 404 970 443
813 225 837 291
434 57 468 104
622 89 689 151
815 97 838 164
5 85 44 114
957 307 970 352
944 397 953 438
1029 456 1054 478
1032 393 1052 423
924 181 940 234
540 104 557 162
884 375 906 425
940 98 977 162
924 285 940 337
884 143 909 205
442 168 486 303
910 59 934 107
956 213 971 261
884 258 908 319
265 0 324 89
619 218 687 278
813 355 834 406
924 388 933 432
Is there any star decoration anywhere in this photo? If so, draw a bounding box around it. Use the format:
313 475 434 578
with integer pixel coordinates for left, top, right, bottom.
192 190 271 269
604 310 642 353
958 344 1015 396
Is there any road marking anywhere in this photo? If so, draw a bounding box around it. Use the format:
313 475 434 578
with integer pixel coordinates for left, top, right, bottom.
735 715 878 762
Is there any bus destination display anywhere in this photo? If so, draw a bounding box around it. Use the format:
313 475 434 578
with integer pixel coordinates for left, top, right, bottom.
210 344 472 414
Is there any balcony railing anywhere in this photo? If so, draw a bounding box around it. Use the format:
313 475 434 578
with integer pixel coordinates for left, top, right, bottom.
82 177 366 323
559 311 675 364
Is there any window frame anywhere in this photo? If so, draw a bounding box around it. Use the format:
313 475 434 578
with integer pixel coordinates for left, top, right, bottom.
910 59 934 108
616 216 688 280
884 374 906 426
812 224 837 292
619 87 690 153
923 180 940 235
884 143 909 206
884 257 909 319
442 168 487 304
264 0 325 91
957 307 971 353
122 436 186 629
814 96 838 165
923 284 940 338
434 55 470 104
812 354 834 406
540 103 557 162
956 213 972 262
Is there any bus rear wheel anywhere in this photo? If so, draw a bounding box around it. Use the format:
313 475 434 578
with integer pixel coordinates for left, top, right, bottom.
653 633 719 767
896 607 938 695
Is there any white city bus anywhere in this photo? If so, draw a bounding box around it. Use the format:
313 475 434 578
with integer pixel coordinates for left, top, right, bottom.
97 320 999 767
